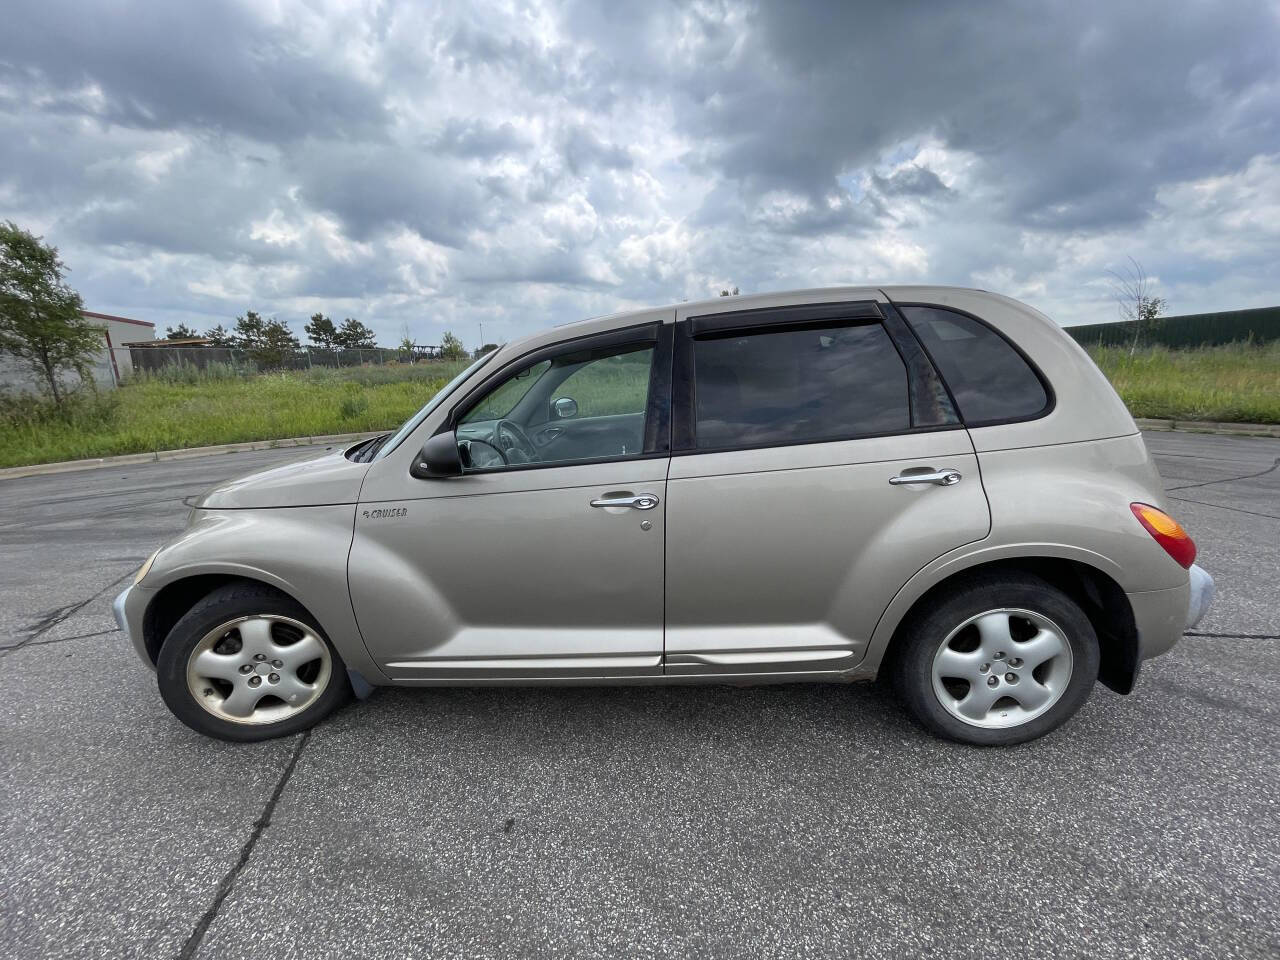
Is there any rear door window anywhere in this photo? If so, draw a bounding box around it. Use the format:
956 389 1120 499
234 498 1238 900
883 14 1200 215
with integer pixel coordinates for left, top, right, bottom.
899 305 1049 424
692 321 910 448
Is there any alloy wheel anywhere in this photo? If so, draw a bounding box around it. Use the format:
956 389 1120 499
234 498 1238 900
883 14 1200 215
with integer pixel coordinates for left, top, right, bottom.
930 608 1073 729
185 615 332 725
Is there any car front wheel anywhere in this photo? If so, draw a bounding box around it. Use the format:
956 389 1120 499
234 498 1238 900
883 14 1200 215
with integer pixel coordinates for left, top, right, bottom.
890 572 1100 745
156 583 351 742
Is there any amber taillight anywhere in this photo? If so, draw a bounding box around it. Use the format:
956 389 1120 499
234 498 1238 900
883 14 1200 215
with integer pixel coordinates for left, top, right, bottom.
1130 503 1197 569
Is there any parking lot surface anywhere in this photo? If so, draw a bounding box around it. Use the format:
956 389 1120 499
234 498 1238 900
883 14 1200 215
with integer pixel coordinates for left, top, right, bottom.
2 432 1277 959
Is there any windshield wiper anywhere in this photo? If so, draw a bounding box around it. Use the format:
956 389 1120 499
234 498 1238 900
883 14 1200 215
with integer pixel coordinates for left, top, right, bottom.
348 434 390 463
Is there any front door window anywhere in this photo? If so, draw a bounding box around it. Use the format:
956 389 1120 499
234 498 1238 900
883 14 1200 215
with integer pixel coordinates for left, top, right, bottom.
457 343 656 469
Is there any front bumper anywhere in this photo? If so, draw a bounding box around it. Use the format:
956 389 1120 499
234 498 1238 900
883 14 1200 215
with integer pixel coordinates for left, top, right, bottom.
112 585 131 635
114 584 157 670
1186 563 1215 629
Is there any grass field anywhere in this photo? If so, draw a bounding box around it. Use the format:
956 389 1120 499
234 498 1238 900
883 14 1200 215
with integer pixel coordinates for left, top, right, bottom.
1 343 1276 468
0 362 467 468
1086 342 1280 425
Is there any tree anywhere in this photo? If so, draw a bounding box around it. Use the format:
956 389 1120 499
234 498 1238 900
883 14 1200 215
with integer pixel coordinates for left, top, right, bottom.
334 317 376 349
397 321 414 360
474 342 500 358
204 323 235 346
165 322 198 340
439 330 467 360
234 310 299 369
1109 258 1167 356
233 310 267 344
719 286 739 297
0 221 101 406
304 313 338 349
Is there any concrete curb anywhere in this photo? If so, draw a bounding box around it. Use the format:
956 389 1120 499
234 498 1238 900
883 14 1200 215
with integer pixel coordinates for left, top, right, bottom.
1133 418 1280 438
0 432 380 481
3 418 1278 481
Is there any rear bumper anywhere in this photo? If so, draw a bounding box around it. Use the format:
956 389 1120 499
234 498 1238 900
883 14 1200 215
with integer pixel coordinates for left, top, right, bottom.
1127 563 1214 664
1186 563 1215 630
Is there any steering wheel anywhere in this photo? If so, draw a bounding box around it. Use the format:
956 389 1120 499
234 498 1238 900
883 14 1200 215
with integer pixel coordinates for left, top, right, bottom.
493 419 540 463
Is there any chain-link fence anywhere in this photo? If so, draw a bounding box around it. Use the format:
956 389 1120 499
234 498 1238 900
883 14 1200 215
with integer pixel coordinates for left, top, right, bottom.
3 344 119 394
1 345 460 395
116 344 449 377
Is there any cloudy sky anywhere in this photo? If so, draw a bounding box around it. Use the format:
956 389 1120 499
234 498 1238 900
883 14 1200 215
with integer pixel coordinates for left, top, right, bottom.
2 0 1277 347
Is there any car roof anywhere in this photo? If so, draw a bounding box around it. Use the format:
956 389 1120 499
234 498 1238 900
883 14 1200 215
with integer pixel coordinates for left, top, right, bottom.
426 283 1133 461
495 284 1045 360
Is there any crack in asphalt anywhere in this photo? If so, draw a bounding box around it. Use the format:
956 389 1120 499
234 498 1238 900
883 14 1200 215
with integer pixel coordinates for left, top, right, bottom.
0 627 121 652
0 477 214 511
0 570 136 659
0 497 191 532
1167 494 1280 521
1165 456 1280 492
1184 631 1280 640
1146 678 1279 728
177 730 311 960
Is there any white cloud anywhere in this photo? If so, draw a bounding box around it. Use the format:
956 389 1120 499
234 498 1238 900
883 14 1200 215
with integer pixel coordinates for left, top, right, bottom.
0 0 1276 343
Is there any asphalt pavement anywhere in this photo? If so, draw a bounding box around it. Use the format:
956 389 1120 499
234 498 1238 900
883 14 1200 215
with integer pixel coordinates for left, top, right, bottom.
1 433 1277 959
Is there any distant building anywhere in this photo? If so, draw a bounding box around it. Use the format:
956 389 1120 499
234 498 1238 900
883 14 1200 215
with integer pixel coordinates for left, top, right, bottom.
0 310 156 394
88 311 158 384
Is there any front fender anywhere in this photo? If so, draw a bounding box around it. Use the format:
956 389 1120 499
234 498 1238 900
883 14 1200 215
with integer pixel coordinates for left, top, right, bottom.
134 506 388 684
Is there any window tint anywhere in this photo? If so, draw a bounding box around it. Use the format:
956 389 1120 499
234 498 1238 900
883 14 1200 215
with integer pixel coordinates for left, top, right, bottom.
693 322 910 448
899 306 1048 424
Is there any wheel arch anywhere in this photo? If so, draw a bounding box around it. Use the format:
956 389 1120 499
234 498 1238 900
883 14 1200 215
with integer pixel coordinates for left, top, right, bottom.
141 573 294 666
871 552 1140 694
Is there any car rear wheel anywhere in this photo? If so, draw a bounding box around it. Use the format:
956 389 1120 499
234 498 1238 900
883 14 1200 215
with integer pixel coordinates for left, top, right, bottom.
156 583 351 742
889 572 1100 745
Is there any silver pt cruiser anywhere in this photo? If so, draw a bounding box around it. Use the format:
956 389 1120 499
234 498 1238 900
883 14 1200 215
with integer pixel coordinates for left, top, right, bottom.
115 286 1214 746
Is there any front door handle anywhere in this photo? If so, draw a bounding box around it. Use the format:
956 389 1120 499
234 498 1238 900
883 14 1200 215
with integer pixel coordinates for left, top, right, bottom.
590 493 660 510
889 469 963 487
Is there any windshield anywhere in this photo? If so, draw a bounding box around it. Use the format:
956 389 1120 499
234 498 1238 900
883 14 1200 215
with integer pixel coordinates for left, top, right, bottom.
373 351 498 461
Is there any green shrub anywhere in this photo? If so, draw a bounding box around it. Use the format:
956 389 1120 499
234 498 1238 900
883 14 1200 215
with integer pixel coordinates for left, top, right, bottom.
338 392 370 420
0 388 118 428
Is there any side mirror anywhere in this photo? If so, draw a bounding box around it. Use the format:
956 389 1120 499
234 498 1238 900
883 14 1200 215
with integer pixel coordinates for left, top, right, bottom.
410 430 464 479
552 396 578 420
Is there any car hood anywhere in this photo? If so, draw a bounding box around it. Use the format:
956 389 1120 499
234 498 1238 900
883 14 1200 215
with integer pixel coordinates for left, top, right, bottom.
198 445 371 509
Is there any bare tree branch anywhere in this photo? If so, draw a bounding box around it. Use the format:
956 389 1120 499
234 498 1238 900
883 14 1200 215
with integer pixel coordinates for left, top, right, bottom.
1107 257 1166 356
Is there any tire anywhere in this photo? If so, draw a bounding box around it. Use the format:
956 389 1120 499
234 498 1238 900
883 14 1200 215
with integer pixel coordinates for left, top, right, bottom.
156 582 352 742
889 572 1100 746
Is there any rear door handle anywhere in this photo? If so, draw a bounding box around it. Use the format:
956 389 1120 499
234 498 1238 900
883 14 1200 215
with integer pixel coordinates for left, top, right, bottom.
889 469 962 486
590 493 660 510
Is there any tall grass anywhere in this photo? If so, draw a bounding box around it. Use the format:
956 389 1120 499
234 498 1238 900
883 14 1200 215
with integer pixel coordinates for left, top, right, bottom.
1086 342 1280 424
125 360 257 385
1 347 1275 469
0 361 466 467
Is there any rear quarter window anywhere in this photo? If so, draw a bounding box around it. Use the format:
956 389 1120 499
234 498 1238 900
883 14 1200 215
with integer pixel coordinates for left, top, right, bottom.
899 305 1049 424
